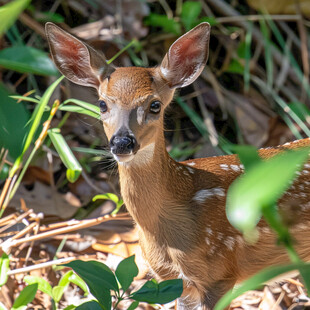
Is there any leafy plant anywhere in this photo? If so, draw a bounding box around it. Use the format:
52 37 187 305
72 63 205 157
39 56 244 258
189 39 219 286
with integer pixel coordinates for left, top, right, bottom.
23 271 88 310
64 255 183 310
215 145 310 309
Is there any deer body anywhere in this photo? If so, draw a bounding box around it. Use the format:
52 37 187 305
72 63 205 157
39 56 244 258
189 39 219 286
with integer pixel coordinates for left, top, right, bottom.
46 22 310 309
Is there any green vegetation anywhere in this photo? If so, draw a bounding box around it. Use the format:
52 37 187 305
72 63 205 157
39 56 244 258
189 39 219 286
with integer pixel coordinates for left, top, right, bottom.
0 0 309 309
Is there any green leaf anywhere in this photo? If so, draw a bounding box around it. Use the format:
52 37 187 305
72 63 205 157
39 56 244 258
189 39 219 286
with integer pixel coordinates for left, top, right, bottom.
0 84 30 160
63 306 76 310
75 301 103 310
59 105 100 119
64 260 116 309
0 0 30 36
12 283 38 310
58 270 73 287
10 75 64 174
144 14 181 35
115 255 138 292
92 193 124 215
59 270 88 295
0 46 58 76
289 102 310 122
0 164 9 180
226 147 310 235
230 145 261 171
127 300 139 310
69 272 89 295
48 128 82 183
10 95 40 104
226 59 244 74
181 1 202 31
65 260 118 291
0 254 10 287
23 275 52 297
215 263 310 310
131 279 183 304
62 99 100 118
52 285 66 303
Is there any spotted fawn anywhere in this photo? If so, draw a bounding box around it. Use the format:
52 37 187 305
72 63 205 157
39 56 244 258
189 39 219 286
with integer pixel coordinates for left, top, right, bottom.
46 22 310 309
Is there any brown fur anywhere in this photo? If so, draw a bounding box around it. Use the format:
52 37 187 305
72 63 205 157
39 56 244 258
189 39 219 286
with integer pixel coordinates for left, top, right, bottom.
45 22 310 309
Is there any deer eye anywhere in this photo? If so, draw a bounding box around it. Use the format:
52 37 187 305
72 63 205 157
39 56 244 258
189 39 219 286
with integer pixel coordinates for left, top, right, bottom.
99 100 108 113
149 101 161 114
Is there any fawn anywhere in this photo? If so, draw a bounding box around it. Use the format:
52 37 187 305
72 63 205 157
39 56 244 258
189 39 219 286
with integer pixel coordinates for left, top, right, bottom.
46 22 310 309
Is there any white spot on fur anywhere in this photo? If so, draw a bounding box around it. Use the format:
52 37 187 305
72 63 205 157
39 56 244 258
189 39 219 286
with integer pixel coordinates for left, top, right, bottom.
304 163 310 169
192 188 225 204
299 184 305 190
187 167 195 174
230 164 240 172
209 246 216 255
205 237 210 245
206 227 213 235
213 188 225 196
303 170 309 175
240 164 244 169
284 142 291 146
220 164 229 171
217 232 223 240
187 162 196 166
223 236 235 251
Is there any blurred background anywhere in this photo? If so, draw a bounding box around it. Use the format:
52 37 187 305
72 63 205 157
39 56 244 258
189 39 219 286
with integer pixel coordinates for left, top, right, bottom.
0 0 310 309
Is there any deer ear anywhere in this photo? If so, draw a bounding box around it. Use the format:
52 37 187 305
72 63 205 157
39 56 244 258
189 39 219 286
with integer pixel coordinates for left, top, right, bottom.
45 22 114 89
159 23 210 88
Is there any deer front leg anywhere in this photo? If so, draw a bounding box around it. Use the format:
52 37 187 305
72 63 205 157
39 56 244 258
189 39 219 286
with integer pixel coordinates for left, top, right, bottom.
201 279 236 310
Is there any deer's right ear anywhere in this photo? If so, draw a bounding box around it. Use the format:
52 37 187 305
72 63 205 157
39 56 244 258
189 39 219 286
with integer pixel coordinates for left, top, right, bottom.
45 22 113 89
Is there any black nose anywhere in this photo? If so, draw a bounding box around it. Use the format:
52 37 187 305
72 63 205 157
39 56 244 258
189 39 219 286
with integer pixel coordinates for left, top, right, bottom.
110 134 138 155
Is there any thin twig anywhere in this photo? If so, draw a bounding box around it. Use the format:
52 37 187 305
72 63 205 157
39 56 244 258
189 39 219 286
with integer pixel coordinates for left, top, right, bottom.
0 209 33 234
7 257 76 276
1 213 131 251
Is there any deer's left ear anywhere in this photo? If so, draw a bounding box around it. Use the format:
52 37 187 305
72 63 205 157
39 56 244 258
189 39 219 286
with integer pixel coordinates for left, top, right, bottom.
159 23 210 88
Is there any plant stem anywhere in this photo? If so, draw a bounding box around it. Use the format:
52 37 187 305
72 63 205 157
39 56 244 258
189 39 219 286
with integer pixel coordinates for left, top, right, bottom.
107 40 138 65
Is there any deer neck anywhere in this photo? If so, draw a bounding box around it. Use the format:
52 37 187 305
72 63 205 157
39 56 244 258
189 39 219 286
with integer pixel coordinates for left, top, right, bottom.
118 134 194 232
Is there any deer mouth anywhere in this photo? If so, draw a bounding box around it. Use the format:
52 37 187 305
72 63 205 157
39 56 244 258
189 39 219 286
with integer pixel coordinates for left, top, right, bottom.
112 153 136 163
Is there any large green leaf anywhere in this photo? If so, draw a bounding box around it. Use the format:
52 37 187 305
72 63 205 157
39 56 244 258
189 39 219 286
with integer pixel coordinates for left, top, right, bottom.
0 0 30 36
215 263 310 310
65 260 117 310
0 84 30 160
115 255 138 292
0 46 58 76
12 283 38 310
131 279 183 304
226 147 310 235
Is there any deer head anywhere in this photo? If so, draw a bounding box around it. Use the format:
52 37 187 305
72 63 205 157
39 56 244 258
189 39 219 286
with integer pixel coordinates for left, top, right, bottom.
45 22 210 164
